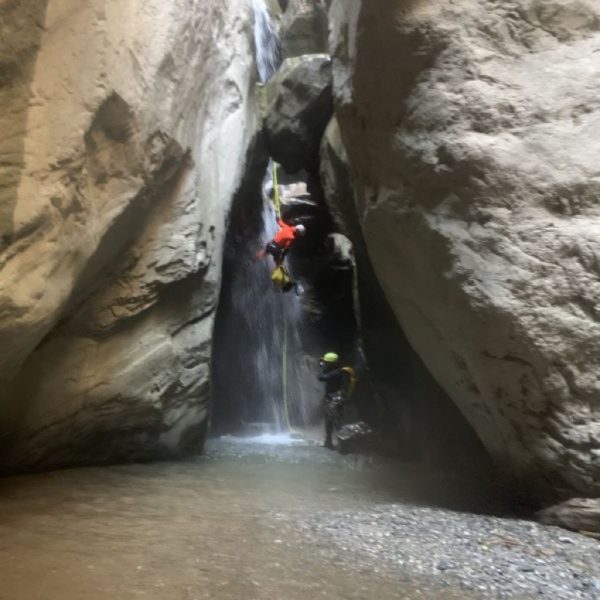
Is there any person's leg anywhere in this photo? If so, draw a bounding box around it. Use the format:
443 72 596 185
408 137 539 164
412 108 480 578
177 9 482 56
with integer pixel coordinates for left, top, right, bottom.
275 246 287 266
336 398 346 428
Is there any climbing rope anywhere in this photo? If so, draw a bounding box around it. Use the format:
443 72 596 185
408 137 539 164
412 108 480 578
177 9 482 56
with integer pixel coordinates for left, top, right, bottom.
272 161 295 433
281 305 294 431
273 161 281 218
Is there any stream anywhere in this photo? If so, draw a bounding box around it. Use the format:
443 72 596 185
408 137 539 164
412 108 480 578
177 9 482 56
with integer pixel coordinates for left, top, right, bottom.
0 436 598 600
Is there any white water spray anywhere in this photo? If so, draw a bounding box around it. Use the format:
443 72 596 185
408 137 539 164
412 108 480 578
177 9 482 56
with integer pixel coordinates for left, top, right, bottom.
215 161 320 433
255 162 317 430
252 0 281 83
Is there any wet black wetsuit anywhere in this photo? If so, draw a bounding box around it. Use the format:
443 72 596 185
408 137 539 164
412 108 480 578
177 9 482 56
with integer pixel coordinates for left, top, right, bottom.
318 366 351 448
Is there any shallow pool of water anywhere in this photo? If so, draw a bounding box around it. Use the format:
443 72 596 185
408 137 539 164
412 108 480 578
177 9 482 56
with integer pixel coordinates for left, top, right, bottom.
0 437 485 599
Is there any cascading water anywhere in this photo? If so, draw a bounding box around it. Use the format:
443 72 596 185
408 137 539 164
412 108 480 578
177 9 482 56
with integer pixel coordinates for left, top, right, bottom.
212 0 339 436
252 0 281 83
212 161 321 434
211 0 321 434
254 164 316 429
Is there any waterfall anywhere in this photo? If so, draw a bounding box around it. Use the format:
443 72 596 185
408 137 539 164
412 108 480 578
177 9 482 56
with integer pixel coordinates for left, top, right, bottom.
252 0 281 83
213 2 322 435
245 163 317 430
212 163 321 435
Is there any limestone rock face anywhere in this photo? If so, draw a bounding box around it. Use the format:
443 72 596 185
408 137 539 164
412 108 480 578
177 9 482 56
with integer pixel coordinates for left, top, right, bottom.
330 0 600 498
0 0 258 470
264 54 333 173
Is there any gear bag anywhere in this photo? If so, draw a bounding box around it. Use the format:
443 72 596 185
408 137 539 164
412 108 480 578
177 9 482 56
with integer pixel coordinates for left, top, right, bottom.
271 265 295 293
340 366 357 398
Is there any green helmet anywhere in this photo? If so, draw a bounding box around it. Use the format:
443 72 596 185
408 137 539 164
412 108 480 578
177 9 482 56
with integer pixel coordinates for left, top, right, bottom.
322 352 339 363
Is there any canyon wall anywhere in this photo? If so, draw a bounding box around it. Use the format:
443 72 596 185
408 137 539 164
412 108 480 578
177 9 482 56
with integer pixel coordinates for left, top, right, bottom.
0 0 258 470
329 0 600 498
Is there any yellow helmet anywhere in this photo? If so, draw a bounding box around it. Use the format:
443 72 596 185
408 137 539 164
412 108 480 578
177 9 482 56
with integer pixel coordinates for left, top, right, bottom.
322 352 339 363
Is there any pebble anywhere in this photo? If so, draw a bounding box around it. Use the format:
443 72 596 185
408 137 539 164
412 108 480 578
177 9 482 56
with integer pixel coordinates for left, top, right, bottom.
559 536 574 544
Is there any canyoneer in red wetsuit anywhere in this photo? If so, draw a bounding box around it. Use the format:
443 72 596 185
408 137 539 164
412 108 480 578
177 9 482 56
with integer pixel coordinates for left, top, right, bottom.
256 218 306 267
255 218 306 294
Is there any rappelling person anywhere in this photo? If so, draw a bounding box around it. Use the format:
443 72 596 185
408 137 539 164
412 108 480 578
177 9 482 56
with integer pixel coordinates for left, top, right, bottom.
256 217 306 267
317 352 357 449
255 217 305 294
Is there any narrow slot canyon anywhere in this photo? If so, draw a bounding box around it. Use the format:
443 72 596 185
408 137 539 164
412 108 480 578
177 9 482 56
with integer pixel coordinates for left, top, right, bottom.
0 1 598 599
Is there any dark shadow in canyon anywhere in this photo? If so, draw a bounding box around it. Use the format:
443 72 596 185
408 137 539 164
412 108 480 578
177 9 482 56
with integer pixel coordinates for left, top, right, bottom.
0 0 49 250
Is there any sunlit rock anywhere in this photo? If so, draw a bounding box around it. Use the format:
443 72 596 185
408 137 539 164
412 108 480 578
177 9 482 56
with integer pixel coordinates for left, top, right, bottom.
0 0 259 470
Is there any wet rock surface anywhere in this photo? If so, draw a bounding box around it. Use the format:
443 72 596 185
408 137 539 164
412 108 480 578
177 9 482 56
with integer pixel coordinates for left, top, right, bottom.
337 421 375 454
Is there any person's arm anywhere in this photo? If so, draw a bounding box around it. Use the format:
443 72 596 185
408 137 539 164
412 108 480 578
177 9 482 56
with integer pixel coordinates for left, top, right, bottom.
318 369 338 382
254 248 266 261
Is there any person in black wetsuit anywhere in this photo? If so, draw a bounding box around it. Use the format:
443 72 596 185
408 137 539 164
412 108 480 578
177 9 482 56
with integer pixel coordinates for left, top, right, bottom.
318 352 352 449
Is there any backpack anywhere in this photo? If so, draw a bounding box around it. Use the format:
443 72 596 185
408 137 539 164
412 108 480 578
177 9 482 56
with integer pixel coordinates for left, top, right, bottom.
340 366 357 398
271 265 296 293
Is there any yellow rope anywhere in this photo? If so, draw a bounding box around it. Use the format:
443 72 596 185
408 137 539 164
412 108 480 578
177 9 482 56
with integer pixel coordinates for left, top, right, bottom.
281 306 293 431
273 161 296 433
273 162 281 218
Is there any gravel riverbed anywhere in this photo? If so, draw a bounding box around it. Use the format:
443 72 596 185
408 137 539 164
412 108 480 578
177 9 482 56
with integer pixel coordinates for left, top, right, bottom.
279 502 600 599
208 436 600 599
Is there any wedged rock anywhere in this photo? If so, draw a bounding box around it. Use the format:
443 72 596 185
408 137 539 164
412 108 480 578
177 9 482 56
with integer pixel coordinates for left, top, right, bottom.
329 0 600 498
264 54 333 173
538 498 600 537
0 0 258 470
281 0 328 59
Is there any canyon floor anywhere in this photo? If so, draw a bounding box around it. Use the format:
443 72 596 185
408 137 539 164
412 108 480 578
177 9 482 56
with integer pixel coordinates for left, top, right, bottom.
0 436 597 600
